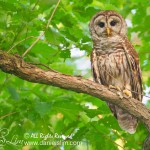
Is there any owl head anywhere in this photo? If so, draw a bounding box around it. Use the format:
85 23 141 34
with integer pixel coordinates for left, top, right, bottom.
89 10 127 40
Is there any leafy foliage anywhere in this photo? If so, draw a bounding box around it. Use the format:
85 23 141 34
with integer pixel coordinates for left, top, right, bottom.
0 0 149 150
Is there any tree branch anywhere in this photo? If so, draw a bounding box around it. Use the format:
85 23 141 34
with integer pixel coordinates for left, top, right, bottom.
0 50 150 149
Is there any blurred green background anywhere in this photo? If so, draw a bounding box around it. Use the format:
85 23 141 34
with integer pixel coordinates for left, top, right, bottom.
0 0 150 150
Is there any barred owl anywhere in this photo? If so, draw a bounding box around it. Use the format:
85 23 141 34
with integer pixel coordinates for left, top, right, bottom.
89 10 142 134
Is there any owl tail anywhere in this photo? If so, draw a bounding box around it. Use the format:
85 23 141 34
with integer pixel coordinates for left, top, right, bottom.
116 107 138 134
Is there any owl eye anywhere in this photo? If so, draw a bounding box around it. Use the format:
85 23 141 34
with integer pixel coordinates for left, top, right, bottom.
110 20 117 26
98 22 105 28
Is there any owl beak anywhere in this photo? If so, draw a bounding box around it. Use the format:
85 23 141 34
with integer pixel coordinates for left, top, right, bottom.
106 27 111 36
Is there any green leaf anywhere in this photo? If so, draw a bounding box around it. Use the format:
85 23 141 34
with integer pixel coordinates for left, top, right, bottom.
34 101 52 117
52 100 82 120
7 86 19 100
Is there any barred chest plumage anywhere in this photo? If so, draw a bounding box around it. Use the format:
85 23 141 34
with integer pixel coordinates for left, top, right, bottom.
94 38 130 89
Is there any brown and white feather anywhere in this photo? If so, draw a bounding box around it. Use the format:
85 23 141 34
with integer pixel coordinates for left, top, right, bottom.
90 10 143 134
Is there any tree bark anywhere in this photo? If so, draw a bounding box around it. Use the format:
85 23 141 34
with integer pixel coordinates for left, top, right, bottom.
0 50 150 149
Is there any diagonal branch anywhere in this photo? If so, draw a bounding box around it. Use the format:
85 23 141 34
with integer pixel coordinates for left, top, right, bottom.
0 50 150 149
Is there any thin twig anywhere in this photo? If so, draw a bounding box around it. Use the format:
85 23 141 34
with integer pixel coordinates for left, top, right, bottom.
31 63 58 72
8 0 40 52
22 0 61 57
31 0 40 10
7 36 36 53
0 112 17 119
8 36 60 53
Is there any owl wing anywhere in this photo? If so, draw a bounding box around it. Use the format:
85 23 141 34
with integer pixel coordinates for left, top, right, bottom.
91 49 101 84
113 38 143 133
123 37 143 101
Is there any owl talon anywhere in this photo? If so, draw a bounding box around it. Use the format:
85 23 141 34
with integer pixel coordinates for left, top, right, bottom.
117 91 123 99
123 89 132 98
109 85 121 91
